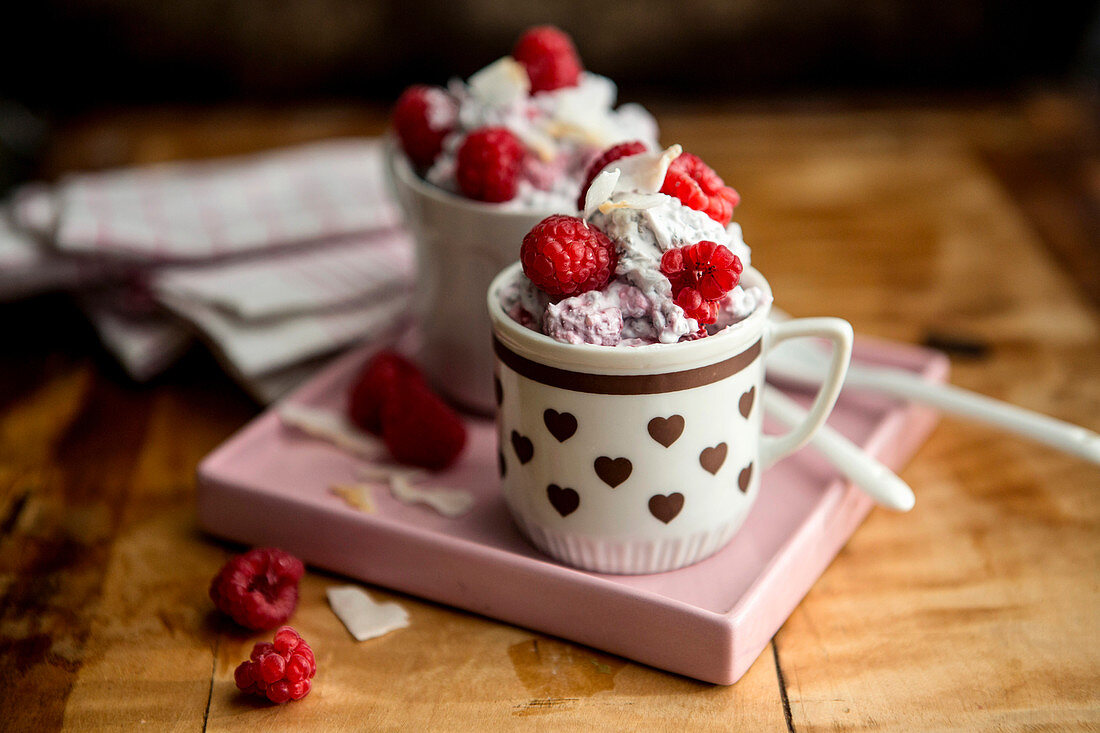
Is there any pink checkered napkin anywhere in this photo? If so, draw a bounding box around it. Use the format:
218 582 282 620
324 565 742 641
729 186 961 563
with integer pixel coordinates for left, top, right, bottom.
0 209 86 301
152 228 413 320
52 139 400 262
10 183 59 237
79 294 193 381
156 290 412 379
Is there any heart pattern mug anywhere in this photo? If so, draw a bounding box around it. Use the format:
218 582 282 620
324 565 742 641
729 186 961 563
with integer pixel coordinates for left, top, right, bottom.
488 263 853 574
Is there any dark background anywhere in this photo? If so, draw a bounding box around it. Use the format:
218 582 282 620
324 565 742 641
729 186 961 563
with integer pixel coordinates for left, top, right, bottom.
0 1 1097 193
6 1 1098 112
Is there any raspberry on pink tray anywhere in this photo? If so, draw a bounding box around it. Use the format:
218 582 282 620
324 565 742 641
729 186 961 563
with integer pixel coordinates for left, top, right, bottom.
390 26 658 209
346 349 468 470
503 144 770 346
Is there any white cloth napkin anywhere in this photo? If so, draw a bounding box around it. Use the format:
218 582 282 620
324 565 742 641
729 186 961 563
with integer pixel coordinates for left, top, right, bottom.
2 137 414 402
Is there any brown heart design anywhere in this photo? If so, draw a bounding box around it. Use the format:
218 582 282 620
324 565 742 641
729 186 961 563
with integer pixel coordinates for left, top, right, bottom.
543 409 577 442
738 462 754 493
498 450 506 478
648 493 684 524
739 387 756 418
511 431 534 464
647 415 685 447
699 443 728 475
547 484 580 517
493 376 503 406
593 456 632 488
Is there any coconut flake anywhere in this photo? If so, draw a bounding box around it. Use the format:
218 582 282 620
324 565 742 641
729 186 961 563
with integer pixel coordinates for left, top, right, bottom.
327 586 409 642
610 144 681 195
468 57 530 108
355 464 429 485
583 168 620 219
278 403 386 460
389 474 475 517
330 483 376 513
597 192 666 214
512 126 558 163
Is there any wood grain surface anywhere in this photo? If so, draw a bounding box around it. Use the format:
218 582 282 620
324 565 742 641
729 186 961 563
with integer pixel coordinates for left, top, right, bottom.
2 91 1098 731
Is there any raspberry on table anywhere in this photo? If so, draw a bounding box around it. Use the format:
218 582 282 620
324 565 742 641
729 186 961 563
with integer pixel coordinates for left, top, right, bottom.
512 26 583 93
576 140 648 210
209 548 305 631
234 626 316 704
348 350 427 435
660 152 740 226
392 85 456 169
456 127 526 203
380 383 467 470
660 241 743 326
521 215 619 300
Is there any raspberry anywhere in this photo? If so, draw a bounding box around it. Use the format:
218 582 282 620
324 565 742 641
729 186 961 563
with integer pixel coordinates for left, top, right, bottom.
576 140 648 210
661 153 740 226
209 548 305 631
348 350 426 435
380 383 467 470
234 626 316 704
512 26 583 93
520 215 618 300
660 241 743 326
456 127 526 203
392 85 456 169
674 287 719 325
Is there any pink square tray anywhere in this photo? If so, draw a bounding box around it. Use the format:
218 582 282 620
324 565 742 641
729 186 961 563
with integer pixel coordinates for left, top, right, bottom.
197 338 947 685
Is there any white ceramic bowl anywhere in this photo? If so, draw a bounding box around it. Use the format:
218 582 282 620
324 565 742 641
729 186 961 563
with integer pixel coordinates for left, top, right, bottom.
386 144 562 413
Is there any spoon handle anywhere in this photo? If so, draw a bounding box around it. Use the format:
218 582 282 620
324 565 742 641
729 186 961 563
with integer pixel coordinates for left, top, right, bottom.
764 387 916 511
845 365 1100 465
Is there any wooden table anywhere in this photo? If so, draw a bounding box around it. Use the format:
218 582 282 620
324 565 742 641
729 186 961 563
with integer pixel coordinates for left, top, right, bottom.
3 92 1098 730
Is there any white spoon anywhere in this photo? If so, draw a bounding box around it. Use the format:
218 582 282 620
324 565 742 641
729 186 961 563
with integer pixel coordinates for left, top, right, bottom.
765 314 1100 466
764 387 916 511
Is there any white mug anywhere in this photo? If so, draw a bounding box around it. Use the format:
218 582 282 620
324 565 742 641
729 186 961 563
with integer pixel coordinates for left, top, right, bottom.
488 263 854 574
386 144 561 413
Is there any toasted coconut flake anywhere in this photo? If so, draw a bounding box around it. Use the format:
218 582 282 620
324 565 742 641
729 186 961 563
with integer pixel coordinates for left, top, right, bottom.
468 57 530 107
513 126 558 162
355 464 429 485
544 119 609 148
330 483 376 513
327 586 409 642
389 474 475 517
611 144 681 194
597 192 666 214
278 403 386 460
583 169 621 219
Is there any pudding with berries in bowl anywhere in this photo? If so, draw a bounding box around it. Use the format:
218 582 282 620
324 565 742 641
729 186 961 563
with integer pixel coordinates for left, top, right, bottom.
488 145 854 573
386 26 658 413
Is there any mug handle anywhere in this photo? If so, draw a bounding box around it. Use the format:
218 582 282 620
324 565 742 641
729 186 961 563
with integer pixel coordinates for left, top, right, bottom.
759 317 853 469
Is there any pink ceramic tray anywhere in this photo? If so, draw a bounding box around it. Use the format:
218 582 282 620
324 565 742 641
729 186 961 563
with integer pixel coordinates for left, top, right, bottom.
197 338 948 685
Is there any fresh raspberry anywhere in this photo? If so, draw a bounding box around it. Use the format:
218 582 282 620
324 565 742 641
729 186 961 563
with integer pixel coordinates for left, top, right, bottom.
575 140 648 210
660 241 743 326
234 626 316 704
209 548 305 631
392 85 456 169
348 350 427 435
512 26 583 93
380 383 467 470
674 287 719 325
520 215 618 300
661 152 741 226
455 127 526 203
